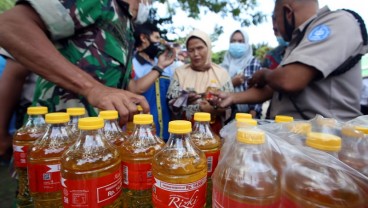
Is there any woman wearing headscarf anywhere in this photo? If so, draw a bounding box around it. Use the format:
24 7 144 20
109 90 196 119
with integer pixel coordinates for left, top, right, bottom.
221 29 263 118
167 29 233 134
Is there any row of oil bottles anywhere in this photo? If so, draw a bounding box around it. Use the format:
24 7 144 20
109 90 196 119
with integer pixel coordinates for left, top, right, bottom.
13 105 368 208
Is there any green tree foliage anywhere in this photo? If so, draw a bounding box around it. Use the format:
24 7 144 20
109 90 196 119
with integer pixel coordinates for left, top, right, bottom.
252 42 272 62
211 50 226 64
0 0 15 13
156 0 266 27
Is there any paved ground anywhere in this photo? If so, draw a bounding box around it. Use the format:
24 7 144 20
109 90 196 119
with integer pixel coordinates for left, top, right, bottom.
0 164 17 208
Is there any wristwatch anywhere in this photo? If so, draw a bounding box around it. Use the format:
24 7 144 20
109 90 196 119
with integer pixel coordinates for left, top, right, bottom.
152 65 164 76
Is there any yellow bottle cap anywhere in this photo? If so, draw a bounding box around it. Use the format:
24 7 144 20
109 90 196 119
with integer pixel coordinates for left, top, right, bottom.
78 117 104 130
236 119 257 128
137 105 143 112
169 120 192 134
194 112 210 122
45 113 70 124
99 110 118 120
355 126 368 135
341 126 363 138
306 132 341 151
287 122 311 135
237 129 265 144
66 107 85 116
275 115 294 123
27 106 48 115
235 113 252 120
133 114 153 125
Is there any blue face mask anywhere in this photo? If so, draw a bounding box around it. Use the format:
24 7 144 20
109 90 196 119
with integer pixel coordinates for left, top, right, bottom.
229 43 247 58
276 36 289 47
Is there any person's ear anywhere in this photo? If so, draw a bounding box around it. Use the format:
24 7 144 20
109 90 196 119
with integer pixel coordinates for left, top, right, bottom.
140 33 148 44
283 4 294 21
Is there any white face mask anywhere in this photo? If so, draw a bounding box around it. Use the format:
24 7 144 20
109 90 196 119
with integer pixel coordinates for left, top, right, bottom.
135 1 151 24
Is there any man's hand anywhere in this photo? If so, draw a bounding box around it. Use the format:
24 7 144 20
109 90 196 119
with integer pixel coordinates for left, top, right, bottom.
199 99 213 112
85 85 149 124
211 91 235 108
248 68 270 88
157 47 176 69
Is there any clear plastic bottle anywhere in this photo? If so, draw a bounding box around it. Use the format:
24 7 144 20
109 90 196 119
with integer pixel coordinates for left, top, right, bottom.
338 126 368 177
13 106 48 208
66 107 85 142
99 110 128 147
212 129 280 207
152 120 207 208
28 112 71 207
61 117 122 208
120 114 164 207
205 80 220 101
282 132 365 207
191 112 221 208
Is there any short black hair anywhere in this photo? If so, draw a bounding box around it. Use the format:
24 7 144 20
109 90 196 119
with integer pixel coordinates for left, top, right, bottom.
134 21 160 48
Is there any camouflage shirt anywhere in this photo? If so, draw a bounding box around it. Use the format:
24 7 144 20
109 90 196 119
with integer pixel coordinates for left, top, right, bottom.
19 0 135 116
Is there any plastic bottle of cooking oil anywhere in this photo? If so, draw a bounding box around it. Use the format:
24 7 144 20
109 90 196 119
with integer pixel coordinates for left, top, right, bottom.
120 114 164 207
61 117 122 208
205 80 220 101
152 120 207 208
191 112 221 207
66 107 85 142
339 126 368 177
212 129 280 207
99 110 127 147
281 132 365 207
28 112 71 207
13 106 48 208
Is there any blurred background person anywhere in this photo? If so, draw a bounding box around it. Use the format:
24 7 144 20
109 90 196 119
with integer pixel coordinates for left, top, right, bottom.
167 29 233 134
221 29 263 118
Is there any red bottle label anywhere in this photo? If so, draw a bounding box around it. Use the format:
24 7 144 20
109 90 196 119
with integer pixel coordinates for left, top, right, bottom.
122 162 152 190
62 168 122 208
13 144 29 168
213 187 281 208
152 176 207 208
205 150 220 177
280 194 300 208
28 163 61 193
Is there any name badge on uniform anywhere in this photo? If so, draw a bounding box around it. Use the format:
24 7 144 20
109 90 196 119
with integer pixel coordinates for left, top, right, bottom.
308 24 330 42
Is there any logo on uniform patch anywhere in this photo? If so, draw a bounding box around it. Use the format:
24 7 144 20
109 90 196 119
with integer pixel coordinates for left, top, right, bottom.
308 24 330 42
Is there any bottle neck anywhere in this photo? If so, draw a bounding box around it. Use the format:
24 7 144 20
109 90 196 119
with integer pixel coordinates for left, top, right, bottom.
104 119 123 133
193 121 213 136
76 129 109 148
38 123 70 145
166 132 193 148
131 123 155 139
26 115 46 127
68 115 82 125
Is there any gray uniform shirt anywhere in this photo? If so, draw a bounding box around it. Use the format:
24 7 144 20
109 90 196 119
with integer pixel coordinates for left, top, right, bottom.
270 6 366 121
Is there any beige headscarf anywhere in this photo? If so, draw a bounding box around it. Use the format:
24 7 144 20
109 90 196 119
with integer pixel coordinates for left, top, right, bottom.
173 29 231 94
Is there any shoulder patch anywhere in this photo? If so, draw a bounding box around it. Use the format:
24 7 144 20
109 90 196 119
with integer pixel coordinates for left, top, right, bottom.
308 24 331 42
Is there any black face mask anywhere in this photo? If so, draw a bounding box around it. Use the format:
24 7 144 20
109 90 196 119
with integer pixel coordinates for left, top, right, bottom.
143 39 160 59
283 7 296 41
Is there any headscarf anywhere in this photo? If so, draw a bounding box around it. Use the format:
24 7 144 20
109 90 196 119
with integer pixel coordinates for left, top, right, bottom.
185 29 212 71
221 29 254 77
174 29 231 93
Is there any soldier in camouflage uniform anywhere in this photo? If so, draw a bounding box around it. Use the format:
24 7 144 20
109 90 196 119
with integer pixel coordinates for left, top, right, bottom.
0 0 174 124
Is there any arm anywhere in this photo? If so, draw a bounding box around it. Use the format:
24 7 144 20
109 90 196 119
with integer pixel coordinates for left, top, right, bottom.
249 63 320 94
216 86 274 108
0 5 149 123
0 59 29 155
128 50 175 94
